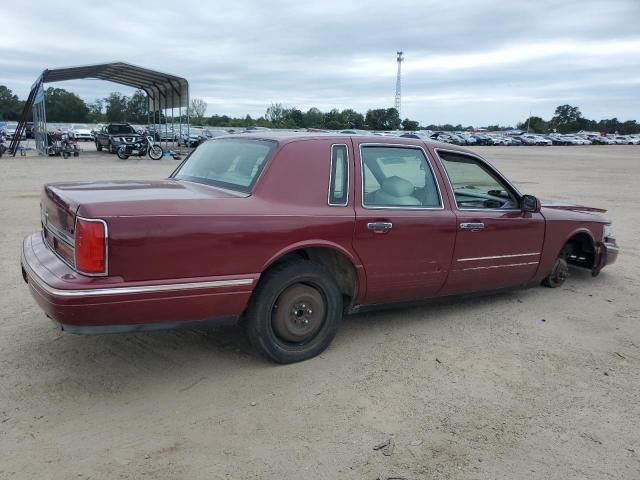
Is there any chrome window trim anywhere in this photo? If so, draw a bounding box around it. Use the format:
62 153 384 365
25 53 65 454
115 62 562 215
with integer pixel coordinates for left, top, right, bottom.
434 148 523 212
74 216 109 277
328 143 349 207
358 143 444 211
22 251 254 298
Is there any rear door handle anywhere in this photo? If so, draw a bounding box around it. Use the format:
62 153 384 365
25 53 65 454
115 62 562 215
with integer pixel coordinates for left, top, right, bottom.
460 222 485 231
367 221 393 232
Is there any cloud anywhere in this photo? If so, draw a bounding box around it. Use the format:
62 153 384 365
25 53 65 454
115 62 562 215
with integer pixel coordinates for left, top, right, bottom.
1 0 639 126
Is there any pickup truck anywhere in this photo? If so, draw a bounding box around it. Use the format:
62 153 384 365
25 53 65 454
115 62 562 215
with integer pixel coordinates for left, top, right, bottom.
94 123 143 153
21 134 618 363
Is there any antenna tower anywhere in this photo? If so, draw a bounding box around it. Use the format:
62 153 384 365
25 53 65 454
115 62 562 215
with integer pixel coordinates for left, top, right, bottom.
395 51 404 118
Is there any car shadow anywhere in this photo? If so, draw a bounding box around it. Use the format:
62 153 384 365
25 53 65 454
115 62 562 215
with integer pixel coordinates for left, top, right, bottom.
13 269 611 398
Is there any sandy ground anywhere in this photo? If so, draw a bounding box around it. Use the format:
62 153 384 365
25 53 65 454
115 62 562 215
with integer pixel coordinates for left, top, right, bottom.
0 145 638 480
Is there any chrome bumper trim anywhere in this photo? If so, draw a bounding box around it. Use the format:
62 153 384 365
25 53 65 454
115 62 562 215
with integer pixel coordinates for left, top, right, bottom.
22 249 253 298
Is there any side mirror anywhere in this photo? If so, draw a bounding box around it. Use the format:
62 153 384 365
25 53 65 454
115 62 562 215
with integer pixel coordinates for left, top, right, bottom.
521 194 541 213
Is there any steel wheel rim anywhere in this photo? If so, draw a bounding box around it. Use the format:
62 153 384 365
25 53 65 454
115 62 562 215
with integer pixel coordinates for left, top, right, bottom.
271 283 326 344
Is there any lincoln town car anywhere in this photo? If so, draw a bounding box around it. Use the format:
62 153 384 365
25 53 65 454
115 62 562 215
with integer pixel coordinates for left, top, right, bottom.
21 134 618 363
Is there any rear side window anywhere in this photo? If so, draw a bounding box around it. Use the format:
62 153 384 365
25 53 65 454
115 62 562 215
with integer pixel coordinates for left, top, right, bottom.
361 146 441 208
329 145 348 206
172 138 277 192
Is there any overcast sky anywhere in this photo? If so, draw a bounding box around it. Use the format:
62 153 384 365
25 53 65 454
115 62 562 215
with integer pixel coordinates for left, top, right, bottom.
2 0 639 126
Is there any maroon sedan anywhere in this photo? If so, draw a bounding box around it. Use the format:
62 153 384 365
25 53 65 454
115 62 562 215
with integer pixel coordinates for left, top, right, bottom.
21 134 618 363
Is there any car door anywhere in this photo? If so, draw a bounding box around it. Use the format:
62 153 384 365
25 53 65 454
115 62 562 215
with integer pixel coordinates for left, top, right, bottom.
352 142 457 304
434 148 545 295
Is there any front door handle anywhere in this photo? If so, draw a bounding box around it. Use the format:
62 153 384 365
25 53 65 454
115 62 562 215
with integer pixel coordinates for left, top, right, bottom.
367 221 393 233
460 222 485 231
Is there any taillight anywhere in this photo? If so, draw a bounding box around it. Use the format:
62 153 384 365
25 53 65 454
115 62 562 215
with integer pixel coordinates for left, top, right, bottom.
75 217 107 275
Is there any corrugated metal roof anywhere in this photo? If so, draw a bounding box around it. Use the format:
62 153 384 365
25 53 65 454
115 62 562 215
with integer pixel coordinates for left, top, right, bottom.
39 62 189 110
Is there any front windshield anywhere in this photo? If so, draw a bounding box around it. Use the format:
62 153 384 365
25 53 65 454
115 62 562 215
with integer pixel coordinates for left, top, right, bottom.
172 138 277 192
108 124 136 134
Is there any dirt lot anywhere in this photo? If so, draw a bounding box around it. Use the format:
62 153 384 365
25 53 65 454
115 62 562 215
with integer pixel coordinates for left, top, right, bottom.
1 145 638 479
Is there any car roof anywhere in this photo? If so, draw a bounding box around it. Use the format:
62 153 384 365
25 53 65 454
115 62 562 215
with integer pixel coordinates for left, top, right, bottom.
230 131 472 154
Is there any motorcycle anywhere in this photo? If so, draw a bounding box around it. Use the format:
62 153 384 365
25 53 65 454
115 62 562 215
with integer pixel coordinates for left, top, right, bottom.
117 135 163 160
61 133 80 159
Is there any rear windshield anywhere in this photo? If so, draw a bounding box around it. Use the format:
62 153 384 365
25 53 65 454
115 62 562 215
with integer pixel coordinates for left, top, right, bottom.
171 138 277 192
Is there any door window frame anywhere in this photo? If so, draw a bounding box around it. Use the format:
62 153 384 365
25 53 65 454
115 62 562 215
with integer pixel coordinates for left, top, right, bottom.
358 143 444 211
434 148 523 212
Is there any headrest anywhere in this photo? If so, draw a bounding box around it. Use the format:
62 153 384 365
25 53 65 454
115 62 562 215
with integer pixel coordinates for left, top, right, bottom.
382 176 414 197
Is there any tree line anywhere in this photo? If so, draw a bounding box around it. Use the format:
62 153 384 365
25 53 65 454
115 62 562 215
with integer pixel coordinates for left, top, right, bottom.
517 105 640 135
2 83 639 133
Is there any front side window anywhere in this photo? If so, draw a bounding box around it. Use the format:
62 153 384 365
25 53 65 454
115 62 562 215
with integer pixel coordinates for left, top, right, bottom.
172 138 277 192
361 146 441 208
438 151 519 210
328 145 348 205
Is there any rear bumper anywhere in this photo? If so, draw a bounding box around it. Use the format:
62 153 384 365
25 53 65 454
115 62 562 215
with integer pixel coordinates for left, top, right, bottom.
21 233 258 332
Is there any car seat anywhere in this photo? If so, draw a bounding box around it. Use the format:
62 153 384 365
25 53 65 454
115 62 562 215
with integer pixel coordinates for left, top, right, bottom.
373 176 421 206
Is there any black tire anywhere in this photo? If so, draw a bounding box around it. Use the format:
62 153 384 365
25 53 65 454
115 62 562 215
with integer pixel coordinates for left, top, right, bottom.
109 142 117 154
62 151 70 159
542 257 569 288
96 141 102 152
244 261 343 364
116 147 129 160
148 144 163 160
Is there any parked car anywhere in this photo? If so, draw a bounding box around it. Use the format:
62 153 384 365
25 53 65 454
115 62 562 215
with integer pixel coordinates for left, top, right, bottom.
2 122 26 141
95 123 144 153
21 134 618 363
68 124 95 141
177 128 206 148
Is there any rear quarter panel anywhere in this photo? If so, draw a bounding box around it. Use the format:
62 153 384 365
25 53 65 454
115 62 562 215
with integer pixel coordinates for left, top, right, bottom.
98 138 363 291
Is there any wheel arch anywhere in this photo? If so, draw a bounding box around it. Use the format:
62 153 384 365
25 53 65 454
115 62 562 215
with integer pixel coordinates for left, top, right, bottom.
561 228 597 269
260 241 364 309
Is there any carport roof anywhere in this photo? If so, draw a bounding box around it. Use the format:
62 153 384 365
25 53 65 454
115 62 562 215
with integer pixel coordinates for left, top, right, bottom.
37 62 189 110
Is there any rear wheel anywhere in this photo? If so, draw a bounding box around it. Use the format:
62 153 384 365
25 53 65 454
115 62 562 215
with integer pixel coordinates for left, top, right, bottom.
244 261 343 363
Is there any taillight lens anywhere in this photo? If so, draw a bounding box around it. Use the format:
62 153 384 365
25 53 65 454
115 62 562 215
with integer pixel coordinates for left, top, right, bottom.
75 218 107 274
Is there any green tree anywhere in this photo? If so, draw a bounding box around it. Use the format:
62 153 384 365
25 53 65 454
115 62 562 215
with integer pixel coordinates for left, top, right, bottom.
552 104 583 133
265 103 285 124
324 108 343 130
126 90 148 124
341 109 364 129
0 85 24 120
304 108 325 128
401 118 419 131
189 97 208 125
285 108 305 128
516 116 548 133
44 87 88 122
104 92 128 122
87 99 105 123
365 108 401 130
